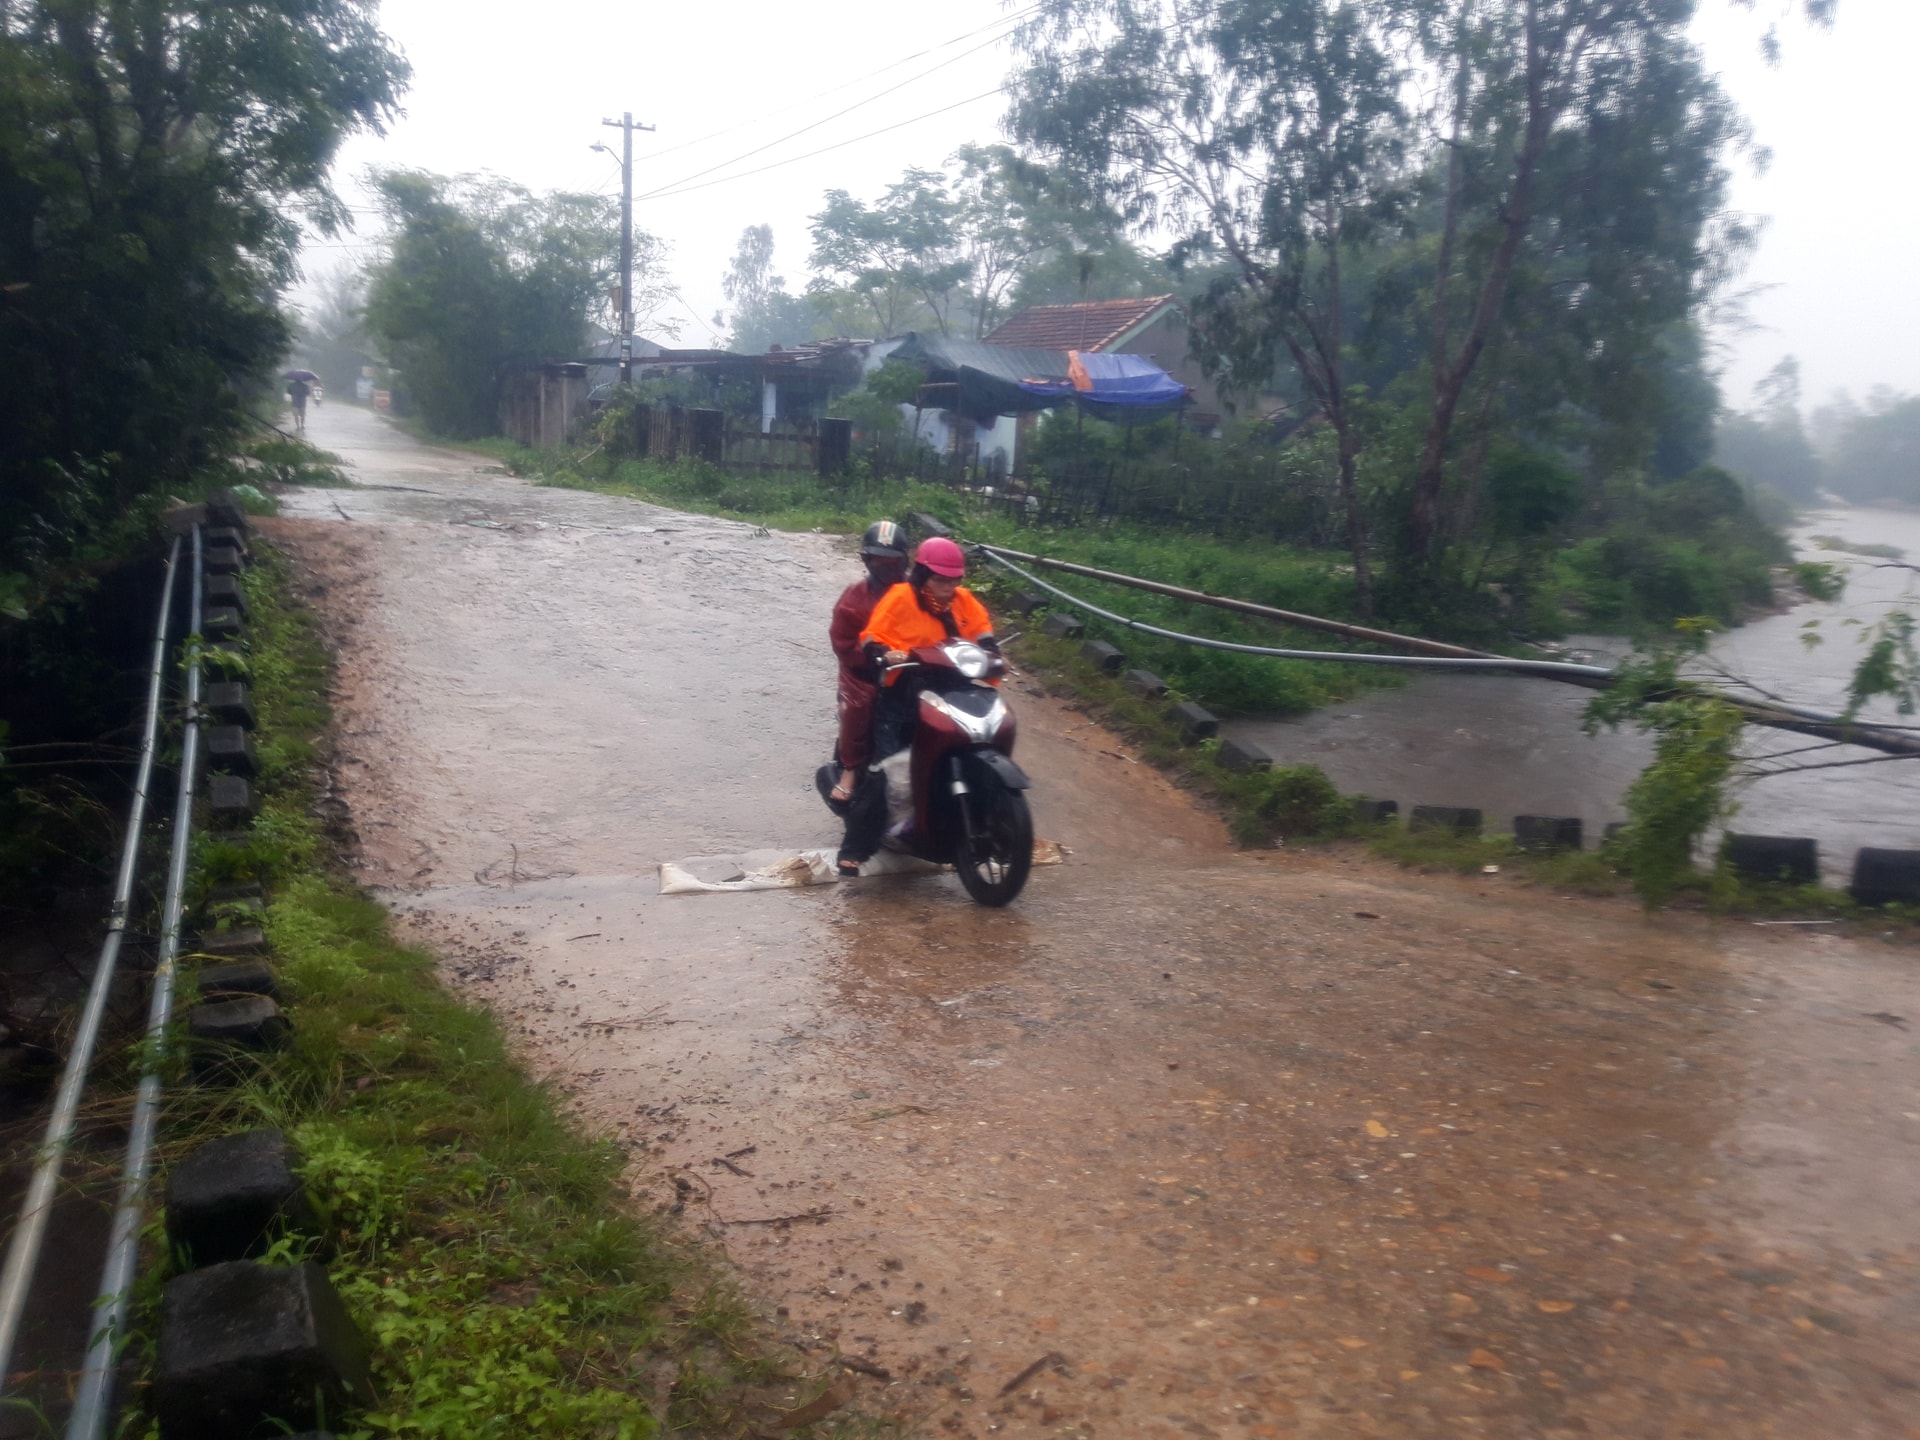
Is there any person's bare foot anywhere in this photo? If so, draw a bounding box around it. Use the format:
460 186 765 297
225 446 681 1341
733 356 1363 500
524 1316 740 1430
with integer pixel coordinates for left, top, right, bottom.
830 767 857 803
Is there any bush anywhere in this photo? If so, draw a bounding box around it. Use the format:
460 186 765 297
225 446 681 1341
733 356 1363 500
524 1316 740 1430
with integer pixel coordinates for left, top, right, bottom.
1213 762 1349 845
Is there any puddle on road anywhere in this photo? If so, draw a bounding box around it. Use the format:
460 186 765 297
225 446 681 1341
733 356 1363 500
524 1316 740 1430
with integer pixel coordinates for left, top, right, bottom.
268 404 1919 1438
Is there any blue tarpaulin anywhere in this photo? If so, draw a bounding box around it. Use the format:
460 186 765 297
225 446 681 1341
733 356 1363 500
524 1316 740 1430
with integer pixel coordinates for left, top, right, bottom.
888 334 1189 423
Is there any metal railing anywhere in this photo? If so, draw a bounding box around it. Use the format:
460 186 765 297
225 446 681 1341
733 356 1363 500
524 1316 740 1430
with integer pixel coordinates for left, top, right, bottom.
0 534 184 1392
68 525 206 1438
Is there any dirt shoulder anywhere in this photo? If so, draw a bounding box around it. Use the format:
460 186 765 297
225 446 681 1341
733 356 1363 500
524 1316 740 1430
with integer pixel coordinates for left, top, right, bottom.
263 403 1920 1439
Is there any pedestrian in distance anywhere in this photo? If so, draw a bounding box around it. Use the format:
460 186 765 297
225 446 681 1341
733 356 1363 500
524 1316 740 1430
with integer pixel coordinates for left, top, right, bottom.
288 375 311 434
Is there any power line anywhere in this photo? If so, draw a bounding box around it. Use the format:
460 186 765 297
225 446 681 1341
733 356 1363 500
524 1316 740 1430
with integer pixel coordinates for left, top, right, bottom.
640 87 1008 204
635 3 1039 167
633 32 1020 203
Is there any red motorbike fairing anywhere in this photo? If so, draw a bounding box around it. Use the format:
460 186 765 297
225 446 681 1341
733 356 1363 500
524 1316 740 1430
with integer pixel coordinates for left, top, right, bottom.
911 695 966 836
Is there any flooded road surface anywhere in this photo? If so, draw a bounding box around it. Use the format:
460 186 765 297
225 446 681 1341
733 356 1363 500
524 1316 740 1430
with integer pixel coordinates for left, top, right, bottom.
268 404 1920 1438
1225 512 1920 880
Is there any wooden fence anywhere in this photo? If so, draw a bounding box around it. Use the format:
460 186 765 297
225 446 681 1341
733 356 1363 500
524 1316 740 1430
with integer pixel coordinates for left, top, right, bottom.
630 405 852 476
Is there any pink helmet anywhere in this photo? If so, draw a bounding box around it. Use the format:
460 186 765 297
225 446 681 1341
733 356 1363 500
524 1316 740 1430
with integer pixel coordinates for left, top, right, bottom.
917 536 967 578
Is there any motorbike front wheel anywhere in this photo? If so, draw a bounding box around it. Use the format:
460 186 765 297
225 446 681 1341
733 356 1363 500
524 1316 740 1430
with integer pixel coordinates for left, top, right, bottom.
954 770 1033 906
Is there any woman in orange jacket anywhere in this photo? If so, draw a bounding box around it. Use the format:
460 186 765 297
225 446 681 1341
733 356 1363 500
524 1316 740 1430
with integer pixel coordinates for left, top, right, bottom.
860 535 996 673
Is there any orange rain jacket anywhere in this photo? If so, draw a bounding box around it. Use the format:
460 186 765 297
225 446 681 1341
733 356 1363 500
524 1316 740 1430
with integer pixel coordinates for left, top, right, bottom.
861 582 994 685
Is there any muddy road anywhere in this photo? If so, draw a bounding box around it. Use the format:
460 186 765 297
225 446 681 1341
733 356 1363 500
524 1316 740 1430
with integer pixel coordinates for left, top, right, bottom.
265 404 1920 1438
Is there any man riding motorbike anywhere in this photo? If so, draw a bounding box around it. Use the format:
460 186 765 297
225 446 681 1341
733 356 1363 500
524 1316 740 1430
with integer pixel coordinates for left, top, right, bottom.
835 536 999 875
827 520 909 808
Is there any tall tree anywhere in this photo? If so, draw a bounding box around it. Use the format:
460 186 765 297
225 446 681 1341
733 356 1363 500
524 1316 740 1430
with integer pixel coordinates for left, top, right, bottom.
1714 356 1824 504
1011 0 1415 615
719 224 824 353
1012 0 1762 605
808 171 970 337
362 171 668 436
0 0 406 614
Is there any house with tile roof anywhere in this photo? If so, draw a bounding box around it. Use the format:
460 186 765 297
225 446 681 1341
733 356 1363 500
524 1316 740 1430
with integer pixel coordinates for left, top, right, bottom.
983 294 1224 429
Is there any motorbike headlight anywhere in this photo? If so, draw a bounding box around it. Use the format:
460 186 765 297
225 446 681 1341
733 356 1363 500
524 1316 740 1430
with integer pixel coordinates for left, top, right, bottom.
947 642 991 679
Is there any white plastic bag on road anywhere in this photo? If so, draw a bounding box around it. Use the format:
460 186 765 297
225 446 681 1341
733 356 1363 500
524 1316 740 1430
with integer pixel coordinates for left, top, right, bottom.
657 847 939 895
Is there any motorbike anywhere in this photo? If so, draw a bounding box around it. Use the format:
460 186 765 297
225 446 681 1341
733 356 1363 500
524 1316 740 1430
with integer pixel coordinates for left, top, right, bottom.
815 637 1034 906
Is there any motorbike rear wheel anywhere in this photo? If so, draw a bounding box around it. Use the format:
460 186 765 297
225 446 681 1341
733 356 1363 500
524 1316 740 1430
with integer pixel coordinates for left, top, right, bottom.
954 770 1033 906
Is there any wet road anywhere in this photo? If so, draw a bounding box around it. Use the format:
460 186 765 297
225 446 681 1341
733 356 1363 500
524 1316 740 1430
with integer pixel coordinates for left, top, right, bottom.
269 404 1920 1438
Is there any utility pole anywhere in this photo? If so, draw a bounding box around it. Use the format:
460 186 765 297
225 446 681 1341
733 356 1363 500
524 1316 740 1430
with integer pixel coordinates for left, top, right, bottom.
601 111 654 385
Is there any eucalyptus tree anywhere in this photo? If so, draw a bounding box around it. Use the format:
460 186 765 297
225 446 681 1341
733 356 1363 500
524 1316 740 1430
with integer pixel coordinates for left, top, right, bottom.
1010 0 1412 614
1010 0 1810 607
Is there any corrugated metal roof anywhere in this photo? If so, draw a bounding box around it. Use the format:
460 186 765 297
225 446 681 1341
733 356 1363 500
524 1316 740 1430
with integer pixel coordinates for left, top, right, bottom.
982 295 1178 352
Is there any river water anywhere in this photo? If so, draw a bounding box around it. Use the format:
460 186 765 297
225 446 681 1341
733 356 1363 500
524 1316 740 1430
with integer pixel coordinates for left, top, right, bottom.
1224 509 1920 879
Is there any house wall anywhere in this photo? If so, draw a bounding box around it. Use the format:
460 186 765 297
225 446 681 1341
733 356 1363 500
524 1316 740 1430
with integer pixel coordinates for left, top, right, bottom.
859 340 1017 474
1105 309 1226 427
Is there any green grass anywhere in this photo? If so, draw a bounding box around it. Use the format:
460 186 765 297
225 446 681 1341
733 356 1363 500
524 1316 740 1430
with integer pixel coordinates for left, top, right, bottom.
123 546 889 1439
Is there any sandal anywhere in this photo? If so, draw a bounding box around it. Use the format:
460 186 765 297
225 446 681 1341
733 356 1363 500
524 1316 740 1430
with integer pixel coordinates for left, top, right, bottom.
829 781 855 804
835 858 862 878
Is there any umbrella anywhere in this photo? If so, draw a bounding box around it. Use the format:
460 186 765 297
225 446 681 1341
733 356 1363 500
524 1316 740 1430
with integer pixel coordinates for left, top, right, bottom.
281 368 320 382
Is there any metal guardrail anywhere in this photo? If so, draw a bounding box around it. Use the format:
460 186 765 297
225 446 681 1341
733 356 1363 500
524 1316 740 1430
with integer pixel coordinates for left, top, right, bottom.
68 525 206 1438
0 535 184 1394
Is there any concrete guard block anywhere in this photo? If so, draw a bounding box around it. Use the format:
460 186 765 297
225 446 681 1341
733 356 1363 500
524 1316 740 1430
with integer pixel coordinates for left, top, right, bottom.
203 546 246 577
162 503 209 537
1039 612 1084 640
203 606 244 640
1850 848 1920 906
1006 591 1047 617
165 1129 318 1266
1123 669 1167 699
910 511 953 539
208 881 264 905
1171 700 1218 742
204 572 250 618
189 996 291 1055
207 681 258 730
206 725 259 778
1723 833 1819 886
154 1260 372 1440
204 491 251 532
199 961 278 1001
205 525 250 557
1352 798 1398 825
1081 639 1125 673
1514 815 1583 852
1409 805 1482 836
207 775 256 824
1217 735 1273 773
197 926 267 958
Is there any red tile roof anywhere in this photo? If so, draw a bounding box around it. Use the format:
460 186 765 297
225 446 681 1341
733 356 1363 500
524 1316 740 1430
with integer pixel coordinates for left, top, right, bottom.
982 295 1178 352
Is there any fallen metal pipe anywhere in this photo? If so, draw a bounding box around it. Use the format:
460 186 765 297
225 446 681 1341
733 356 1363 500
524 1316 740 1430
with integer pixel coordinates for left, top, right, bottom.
976 542 1497 659
980 548 1920 760
67 525 207 1439
0 537 181 1395
980 549 1616 681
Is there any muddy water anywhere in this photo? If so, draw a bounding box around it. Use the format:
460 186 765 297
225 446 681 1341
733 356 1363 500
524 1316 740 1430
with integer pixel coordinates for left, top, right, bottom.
1224 512 1920 878
269 404 1920 1438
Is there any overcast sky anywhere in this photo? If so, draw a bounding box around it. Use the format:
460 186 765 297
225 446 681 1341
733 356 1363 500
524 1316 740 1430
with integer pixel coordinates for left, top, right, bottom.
306 1 1918 413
